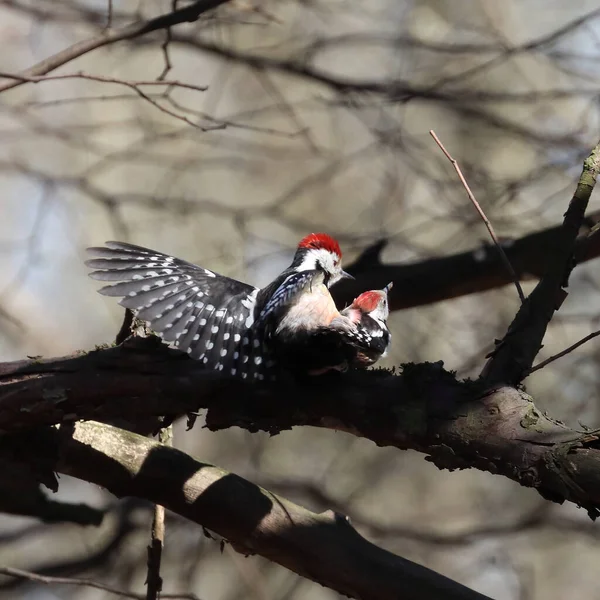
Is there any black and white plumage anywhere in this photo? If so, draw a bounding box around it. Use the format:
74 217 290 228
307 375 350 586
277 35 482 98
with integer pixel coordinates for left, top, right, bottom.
86 234 354 380
282 282 393 375
330 282 393 368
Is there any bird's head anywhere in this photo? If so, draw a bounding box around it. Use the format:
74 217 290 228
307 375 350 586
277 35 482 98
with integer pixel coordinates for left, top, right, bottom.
293 233 353 286
352 282 393 324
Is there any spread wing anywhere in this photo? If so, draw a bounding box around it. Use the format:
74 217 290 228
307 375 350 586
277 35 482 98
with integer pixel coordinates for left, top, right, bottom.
86 241 272 379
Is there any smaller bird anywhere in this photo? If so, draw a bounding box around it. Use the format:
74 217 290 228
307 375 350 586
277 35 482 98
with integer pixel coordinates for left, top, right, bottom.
305 282 393 375
332 282 393 368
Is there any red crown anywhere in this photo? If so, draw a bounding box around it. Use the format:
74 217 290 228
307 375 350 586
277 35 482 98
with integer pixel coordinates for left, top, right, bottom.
297 233 342 257
353 290 384 312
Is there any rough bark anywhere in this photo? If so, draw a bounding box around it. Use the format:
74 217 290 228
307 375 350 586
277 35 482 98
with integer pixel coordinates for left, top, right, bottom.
1 338 600 517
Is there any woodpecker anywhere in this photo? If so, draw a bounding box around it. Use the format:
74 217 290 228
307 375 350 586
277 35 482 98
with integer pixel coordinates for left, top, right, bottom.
85 233 354 380
329 282 393 368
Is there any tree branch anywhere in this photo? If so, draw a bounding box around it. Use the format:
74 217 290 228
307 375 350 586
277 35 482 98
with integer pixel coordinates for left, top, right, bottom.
46 420 490 600
527 329 600 374
2 338 600 516
0 0 232 95
482 139 600 385
335 209 600 311
0 478 103 525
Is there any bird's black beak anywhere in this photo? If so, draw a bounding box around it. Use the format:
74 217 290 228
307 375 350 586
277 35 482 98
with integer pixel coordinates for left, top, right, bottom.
383 282 394 293
341 270 355 280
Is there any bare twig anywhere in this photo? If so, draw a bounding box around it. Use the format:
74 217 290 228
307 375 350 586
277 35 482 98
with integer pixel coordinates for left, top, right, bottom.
0 71 208 92
0 566 199 600
429 130 525 303
0 0 232 95
527 329 600 374
0 71 218 131
146 425 174 600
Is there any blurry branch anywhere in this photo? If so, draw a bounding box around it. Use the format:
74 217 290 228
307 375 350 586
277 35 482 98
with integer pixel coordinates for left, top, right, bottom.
527 329 600 375
105 0 114 30
0 499 141 592
4 154 600 315
482 139 600 385
8 147 598 313
0 0 233 95
47 420 489 600
336 208 600 311
300 6 600 62
429 130 525 303
0 305 25 334
428 6 600 90
0 566 198 600
164 36 588 146
2 0 131 27
256 480 600 546
2 340 600 516
0 474 103 525
167 37 598 105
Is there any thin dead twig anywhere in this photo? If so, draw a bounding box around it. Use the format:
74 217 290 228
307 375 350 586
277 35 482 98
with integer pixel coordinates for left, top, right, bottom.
0 71 219 131
0 71 208 93
146 425 174 600
527 329 600 374
429 130 526 303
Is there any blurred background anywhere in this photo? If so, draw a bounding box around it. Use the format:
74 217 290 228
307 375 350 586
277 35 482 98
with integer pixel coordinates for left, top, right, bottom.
2 1 600 598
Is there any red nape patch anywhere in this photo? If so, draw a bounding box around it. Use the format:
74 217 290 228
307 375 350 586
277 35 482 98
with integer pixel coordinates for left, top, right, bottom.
353 290 383 312
297 233 342 258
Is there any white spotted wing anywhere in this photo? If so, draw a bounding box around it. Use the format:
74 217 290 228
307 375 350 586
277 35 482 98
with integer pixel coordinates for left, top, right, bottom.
87 241 269 379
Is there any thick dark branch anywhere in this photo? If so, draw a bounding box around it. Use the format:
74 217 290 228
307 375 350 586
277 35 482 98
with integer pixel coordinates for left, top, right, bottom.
335 209 600 311
483 140 600 385
1 339 600 516
0 0 231 95
49 420 489 600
